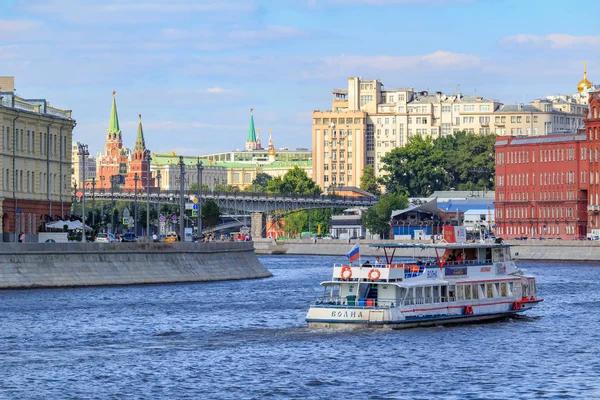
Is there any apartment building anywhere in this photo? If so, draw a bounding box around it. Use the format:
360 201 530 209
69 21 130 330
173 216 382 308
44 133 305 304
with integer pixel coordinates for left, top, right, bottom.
312 77 588 190
0 76 75 240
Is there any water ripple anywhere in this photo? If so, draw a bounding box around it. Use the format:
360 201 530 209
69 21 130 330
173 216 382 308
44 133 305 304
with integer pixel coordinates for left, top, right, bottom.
0 257 599 398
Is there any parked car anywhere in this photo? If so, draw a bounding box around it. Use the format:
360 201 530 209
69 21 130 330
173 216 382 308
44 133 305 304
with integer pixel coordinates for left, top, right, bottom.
164 232 179 243
94 233 117 243
120 233 138 242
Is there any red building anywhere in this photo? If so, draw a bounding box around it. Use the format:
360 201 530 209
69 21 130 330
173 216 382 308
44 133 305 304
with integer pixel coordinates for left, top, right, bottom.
586 91 600 231
495 89 600 240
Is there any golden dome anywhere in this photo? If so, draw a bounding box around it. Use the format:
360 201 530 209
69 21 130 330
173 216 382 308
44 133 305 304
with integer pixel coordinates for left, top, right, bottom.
577 62 593 93
269 148 276 156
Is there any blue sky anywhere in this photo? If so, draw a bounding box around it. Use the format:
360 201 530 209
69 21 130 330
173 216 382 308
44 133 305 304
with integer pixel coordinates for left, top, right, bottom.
1 0 598 156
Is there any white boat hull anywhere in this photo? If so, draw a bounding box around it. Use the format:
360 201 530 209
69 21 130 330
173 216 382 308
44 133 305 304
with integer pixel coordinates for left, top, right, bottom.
306 299 542 329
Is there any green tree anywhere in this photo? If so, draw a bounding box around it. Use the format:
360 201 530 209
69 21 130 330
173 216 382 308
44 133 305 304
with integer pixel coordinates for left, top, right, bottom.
379 131 495 196
359 165 381 196
266 166 321 195
202 199 221 228
363 193 408 238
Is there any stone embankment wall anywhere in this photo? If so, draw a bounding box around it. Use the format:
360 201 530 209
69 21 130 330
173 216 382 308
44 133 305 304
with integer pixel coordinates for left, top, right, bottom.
0 242 271 289
254 238 600 262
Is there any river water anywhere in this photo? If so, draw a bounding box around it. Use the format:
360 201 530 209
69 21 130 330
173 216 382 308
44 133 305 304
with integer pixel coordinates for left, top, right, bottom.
1 256 600 399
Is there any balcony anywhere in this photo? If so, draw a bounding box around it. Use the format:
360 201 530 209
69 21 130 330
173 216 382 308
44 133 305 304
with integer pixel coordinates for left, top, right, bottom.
587 205 600 212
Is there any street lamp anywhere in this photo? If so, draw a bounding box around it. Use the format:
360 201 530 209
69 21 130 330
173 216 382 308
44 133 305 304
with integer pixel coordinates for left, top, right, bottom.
99 176 105 227
178 156 186 241
196 157 203 238
110 175 116 234
145 149 152 242
77 143 89 243
91 177 96 227
134 173 139 236
157 170 162 232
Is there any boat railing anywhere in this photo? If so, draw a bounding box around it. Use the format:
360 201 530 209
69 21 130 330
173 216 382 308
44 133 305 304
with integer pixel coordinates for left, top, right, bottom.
314 296 398 307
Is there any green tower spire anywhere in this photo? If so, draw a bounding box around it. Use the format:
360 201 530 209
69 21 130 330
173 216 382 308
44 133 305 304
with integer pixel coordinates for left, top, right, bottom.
134 114 146 153
247 108 256 142
108 90 121 135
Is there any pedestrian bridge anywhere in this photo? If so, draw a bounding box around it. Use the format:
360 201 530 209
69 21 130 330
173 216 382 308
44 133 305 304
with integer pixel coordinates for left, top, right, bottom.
92 191 378 214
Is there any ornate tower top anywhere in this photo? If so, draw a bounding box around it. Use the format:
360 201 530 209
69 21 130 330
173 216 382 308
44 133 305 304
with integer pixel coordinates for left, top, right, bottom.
108 90 121 136
246 108 257 151
134 114 146 153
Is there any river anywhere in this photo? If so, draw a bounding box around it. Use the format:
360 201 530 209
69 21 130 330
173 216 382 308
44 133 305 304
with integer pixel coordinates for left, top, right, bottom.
1 256 599 399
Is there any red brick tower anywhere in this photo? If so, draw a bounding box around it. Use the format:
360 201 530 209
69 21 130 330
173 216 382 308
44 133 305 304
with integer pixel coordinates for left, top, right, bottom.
586 90 600 232
97 91 129 190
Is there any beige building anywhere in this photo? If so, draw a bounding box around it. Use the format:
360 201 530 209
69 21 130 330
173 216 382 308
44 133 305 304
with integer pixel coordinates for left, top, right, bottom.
312 77 588 190
0 76 75 240
71 141 96 189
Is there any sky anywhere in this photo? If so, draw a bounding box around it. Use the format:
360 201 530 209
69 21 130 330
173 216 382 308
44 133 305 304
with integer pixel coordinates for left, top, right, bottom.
1 0 599 157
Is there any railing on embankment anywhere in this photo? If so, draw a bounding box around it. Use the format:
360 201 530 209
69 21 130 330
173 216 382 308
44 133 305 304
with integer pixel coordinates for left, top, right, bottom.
0 241 271 289
253 238 600 262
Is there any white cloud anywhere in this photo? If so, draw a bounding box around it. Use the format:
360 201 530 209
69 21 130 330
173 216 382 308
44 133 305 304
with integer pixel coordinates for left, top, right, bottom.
0 19 44 41
502 34 600 49
204 87 229 94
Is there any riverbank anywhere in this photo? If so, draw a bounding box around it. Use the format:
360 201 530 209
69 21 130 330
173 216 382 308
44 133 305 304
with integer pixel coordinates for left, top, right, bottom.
0 242 271 289
254 238 600 262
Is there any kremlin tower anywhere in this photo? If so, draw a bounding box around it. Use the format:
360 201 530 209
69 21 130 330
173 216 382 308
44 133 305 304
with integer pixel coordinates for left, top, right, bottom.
96 92 154 192
96 91 129 190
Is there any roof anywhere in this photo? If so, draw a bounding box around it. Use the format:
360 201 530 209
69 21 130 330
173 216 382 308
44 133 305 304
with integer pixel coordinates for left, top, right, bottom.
247 111 256 142
495 104 541 113
108 94 121 135
391 198 438 219
427 190 495 200
496 134 586 147
437 199 494 213
134 115 146 153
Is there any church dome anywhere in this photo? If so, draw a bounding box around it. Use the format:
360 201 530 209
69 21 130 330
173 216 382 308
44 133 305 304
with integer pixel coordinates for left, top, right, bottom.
578 62 593 93
269 148 276 157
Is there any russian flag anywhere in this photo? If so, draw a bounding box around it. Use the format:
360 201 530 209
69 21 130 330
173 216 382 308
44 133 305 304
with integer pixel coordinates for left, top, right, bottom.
347 242 360 262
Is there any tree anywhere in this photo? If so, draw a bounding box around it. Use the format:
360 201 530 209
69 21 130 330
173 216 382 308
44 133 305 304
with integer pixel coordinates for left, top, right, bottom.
379 131 495 196
266 166 321 195
359 165 381 196
363 193 408 238
202 199 221 228
252 173 273 191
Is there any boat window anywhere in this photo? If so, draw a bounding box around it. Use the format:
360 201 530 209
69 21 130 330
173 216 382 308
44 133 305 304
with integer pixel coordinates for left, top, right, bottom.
415 287 423 304
494 283 500 297
501 282 507 297
531 280 536 295
503 247 512 261
485 248 492 263
472 284 480 299
331 284 340 298
492 247 505 263
432 286 440 303
479 284 486 298
448 285 456 302
508 282 514 296
425 286 433 303
457 285 464 300
441 286 448 302
464 285 472 300
486 283 493 298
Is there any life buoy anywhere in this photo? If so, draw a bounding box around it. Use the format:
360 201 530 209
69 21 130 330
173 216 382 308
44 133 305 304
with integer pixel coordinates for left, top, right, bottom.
340 266 352 280
368 268 381 281
410 265 420 273
512 301 521 310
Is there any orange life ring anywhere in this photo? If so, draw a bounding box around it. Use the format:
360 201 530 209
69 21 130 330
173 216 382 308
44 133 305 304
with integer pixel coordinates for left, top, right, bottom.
368 268 381 281
340 266 352 280
410 265 420 273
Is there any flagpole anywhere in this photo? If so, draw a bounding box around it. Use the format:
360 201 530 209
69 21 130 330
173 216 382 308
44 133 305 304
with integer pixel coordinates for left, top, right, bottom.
356 239 362 306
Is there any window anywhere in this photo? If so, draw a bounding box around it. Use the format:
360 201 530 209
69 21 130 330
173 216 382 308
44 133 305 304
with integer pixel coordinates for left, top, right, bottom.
479 105 490 112
442 105 451 113
464 105 474 112
366 124 375 151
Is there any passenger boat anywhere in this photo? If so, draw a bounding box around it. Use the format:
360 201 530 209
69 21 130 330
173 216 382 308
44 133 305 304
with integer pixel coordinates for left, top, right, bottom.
306 242 543 329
